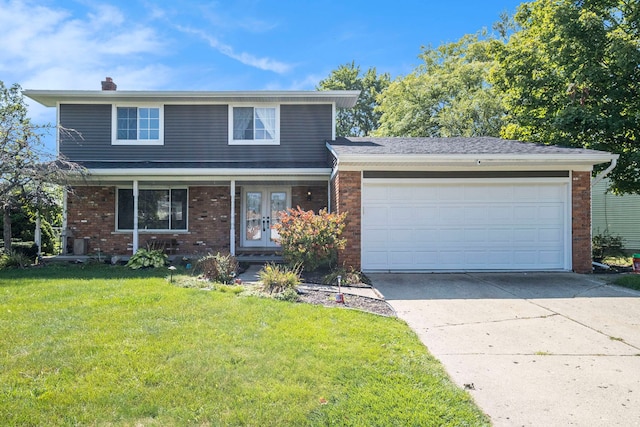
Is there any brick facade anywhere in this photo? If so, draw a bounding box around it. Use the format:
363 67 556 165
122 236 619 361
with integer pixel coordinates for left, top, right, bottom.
331 171 361 270
291 185 328 213
67 186 232 256
66 184 331 257
571 171 592 273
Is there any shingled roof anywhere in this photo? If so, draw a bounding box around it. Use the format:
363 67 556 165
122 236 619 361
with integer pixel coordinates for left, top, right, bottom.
328 136 606 156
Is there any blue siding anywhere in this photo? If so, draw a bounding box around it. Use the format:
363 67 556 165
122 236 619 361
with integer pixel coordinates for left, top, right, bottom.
59 103 333 164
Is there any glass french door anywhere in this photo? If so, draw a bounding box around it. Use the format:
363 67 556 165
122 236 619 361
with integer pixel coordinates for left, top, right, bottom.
242 187 289 247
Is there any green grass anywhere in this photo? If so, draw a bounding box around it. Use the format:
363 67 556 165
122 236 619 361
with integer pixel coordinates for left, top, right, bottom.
614 274 640 291
0 264 488 426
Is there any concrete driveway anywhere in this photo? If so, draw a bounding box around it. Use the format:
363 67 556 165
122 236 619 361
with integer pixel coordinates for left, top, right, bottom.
371 272 640 427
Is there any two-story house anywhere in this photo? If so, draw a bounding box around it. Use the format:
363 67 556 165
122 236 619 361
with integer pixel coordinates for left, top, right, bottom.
25 78 616 273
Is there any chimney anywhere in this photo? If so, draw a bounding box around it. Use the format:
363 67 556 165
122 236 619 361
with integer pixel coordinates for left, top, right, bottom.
101 77 117 91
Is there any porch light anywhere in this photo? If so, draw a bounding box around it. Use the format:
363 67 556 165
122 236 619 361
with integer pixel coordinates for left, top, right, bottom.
306 189 312 201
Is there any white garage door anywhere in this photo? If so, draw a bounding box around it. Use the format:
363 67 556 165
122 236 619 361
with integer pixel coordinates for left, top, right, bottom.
362 179 570 271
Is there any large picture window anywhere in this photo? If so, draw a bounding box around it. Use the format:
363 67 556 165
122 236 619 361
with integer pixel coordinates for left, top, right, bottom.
229 105 279 145
112 105 163 145
117 188 187 231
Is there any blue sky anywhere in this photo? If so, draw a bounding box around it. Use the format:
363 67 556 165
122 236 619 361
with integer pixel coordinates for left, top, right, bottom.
1 0 523 145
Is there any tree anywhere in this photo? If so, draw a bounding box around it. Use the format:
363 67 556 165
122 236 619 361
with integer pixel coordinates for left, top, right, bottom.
491 0 640 194
317 62 390 136
375 33 506 138
0 81 83 253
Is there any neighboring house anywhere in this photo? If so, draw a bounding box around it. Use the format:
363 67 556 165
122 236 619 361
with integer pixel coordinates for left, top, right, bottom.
592 178 640 252
25 79 616 273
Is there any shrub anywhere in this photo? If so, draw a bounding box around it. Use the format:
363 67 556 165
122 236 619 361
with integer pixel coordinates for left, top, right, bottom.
2 241 39 260
592 230 625 260
126 248 167 269
195 252 238 284
274 288 300 302
0 251 33 269
323 267 371 286
274 207 347 272
258 263 301 294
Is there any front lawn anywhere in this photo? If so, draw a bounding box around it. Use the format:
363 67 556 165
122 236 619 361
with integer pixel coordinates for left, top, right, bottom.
614 274 640 291
0 264 488 426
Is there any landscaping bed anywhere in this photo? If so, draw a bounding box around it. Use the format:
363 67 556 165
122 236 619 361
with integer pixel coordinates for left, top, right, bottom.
297 286 396 317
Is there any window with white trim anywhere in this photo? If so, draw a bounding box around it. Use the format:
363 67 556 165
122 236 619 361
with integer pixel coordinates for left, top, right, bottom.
112 105 164 145
117 188 187 231
229 105 279 145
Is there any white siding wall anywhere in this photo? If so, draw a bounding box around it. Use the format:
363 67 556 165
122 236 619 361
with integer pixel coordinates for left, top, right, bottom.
592 178 640 251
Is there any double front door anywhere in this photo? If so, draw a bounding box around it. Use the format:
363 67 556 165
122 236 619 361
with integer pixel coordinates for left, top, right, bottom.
242 187 290 247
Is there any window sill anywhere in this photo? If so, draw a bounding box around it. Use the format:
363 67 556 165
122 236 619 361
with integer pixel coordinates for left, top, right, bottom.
112 230 190 235
228 140 280 146
112 140 164 146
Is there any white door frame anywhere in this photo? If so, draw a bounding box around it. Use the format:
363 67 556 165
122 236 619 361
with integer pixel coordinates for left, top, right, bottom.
241 186 291 248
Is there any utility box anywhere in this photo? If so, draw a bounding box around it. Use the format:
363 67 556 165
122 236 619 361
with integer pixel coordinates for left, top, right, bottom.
73 238 88 255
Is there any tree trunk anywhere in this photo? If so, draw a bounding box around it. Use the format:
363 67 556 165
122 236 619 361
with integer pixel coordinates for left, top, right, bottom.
3 205 11 252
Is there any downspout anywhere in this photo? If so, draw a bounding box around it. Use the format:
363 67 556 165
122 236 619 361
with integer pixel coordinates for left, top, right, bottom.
61 191 68 254
230 180 236 256
591 156 618 188
326 141 340 213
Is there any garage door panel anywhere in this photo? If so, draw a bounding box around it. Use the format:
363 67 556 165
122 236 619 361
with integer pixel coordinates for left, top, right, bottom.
440 207 465 223
364 206 388 225
488 229 514 243
464 206 488 222
539 225 563 237
465 228 488 242
539 205 564 220
362 181 569 271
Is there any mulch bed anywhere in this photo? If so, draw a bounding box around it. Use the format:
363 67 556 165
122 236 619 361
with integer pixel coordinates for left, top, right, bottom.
298 269 395 317
297 287 396 317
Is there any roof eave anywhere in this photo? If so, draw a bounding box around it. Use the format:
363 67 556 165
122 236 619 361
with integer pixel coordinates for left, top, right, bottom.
334 153 618 170
72 167 332 183
23 90 361 108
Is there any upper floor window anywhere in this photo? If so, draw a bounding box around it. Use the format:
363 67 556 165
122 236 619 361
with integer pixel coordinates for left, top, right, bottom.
112 105 163 145
229 105 279 145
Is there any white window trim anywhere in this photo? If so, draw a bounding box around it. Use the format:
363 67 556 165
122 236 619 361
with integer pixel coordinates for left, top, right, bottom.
228 104 280 145
115 186 188 232
112 104 164 146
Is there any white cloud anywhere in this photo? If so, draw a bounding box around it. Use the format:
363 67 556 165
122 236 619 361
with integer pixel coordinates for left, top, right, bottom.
0 0 166 89
177 26 292 74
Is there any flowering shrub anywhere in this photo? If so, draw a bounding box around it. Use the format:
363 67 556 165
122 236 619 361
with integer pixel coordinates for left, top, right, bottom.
274 207 347 272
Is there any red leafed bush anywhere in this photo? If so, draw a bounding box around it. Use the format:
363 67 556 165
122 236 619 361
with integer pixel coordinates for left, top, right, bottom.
274 207 347 272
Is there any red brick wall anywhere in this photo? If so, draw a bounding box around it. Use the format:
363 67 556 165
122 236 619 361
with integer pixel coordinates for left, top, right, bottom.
332 171 361 270
291 185 329 213
67 186 232 256
572 171 592 273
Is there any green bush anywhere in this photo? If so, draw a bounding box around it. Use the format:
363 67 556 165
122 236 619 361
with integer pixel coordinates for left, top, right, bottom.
592 230 625 260
274 207 347 272
259 263 301 294
274 288 300 302
195 252 239 284
1 241 39 260
126 248 167 269
0 251 33 269
323 267 371 286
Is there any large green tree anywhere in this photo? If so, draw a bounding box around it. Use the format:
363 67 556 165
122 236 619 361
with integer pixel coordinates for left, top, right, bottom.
492 0 640 193
375 33 506 137
317 62 390 136
0 81 82 252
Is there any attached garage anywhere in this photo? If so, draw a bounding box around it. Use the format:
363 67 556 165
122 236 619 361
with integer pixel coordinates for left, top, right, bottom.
329 136 618 273
362 175 571 271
